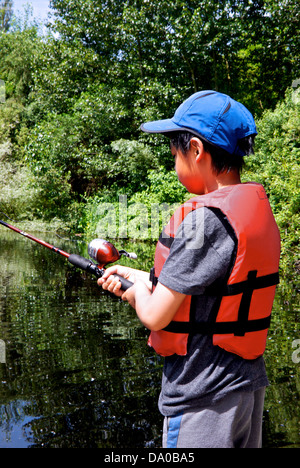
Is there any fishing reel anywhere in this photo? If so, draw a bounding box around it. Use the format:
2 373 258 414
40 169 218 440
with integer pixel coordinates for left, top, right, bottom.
88 239 137 269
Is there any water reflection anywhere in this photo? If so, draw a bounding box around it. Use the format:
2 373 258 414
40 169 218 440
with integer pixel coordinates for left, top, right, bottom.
0 230 162 448
0 229 299 448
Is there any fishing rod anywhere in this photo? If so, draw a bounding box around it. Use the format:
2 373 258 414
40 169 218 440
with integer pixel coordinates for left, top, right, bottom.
0 219 134 291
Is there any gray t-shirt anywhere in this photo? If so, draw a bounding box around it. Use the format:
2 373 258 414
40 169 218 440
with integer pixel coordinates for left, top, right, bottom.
157 207 269 417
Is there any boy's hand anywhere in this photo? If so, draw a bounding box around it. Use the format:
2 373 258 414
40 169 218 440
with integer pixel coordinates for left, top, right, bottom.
97 265 136 298
97 266 152 310
98 266 185 332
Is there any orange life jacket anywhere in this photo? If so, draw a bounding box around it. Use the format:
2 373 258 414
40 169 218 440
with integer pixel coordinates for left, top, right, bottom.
149 183 281 360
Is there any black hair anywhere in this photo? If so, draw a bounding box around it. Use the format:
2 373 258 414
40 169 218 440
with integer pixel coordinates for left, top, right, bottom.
166 131 256 175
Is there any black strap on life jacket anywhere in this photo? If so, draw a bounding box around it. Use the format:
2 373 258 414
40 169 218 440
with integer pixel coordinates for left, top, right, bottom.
152 232 280 336
163 315 272 335
153 267 279 336
150 232 175 288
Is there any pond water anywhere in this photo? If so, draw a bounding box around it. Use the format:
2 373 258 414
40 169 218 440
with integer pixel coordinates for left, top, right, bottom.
0 229 299 448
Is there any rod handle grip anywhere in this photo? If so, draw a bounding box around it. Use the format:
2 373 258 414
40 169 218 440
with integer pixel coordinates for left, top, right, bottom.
114 274 134 291
68 254 101 277
68 255 134 291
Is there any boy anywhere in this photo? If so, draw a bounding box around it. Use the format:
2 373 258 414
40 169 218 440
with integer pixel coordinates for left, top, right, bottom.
98 91 281 448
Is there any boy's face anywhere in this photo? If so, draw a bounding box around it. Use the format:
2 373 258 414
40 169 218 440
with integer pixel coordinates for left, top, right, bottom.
171 143 206 195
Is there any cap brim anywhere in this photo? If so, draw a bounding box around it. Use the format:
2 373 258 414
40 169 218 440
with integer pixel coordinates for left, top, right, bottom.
140 119 183 134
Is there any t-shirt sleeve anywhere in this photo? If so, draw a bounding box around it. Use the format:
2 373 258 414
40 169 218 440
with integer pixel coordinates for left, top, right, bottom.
158 207 237 296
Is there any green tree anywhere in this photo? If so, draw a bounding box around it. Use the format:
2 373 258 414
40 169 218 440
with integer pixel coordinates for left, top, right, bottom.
0 0 298 231
0 17 44 167
234 0 300 112
0 26 40 103
48 0 300 116
0 0 13 32
242 88 300 279
0 11 46 221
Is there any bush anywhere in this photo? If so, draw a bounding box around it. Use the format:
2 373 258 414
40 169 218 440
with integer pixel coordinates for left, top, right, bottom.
83 166 188 240
242 88 300 279
0 159 41 220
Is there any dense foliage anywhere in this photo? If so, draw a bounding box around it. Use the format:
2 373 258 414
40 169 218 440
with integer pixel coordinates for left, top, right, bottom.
242 88 299 280
0 0 299 279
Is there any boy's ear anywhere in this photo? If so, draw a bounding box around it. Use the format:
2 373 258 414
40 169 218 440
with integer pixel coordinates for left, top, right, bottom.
190 137 205 162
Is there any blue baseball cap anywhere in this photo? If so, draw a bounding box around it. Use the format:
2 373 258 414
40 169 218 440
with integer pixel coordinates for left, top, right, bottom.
140 90 257 156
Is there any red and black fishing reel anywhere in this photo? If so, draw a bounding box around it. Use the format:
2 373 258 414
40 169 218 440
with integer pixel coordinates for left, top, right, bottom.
88 239 137 269
85 239 136 290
